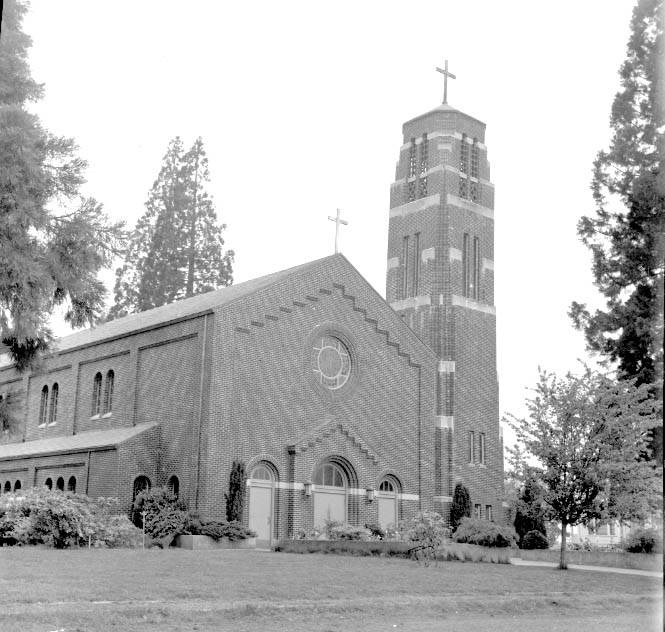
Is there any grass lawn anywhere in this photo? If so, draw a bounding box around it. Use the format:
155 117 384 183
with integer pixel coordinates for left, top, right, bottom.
1 548 662 631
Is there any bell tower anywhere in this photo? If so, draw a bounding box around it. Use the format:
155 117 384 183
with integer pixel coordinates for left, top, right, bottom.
386 68 503 522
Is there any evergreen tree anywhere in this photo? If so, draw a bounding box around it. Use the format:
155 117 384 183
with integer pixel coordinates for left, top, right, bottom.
513 478 547 548
225 460 246 523
569 0 663 459
0 0 126 370
109 137 233 319
449 482 471 532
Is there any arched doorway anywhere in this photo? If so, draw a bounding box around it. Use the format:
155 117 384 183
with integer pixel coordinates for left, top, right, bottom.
313 462 348 528
377 477 400 530
248 463 275 546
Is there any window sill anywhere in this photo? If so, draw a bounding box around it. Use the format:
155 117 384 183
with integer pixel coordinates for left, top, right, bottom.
90 414 100 420
102 412 112 418
37 423 46 429
479 463 487 468
47 422 57 427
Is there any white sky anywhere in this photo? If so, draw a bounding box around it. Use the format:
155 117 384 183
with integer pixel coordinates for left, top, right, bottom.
21 0 635 445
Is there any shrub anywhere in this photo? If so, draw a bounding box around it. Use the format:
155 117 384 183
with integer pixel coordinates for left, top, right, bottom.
521 529 549 550
364 523 385 540
452 517 517 548
328 524 371 541
401 511 449 549
183 517 255 541
622 527 663 553
132 486 188 548
450 483 471 532
225 460 246 523
0 488 141 548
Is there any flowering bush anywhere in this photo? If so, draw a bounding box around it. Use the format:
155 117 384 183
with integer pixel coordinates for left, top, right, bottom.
364 523 386 540
0 489 141 548
452 517 517 548
400 511 450 548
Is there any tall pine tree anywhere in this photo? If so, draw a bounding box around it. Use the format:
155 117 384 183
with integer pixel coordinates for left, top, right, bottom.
569 0 663 461
0 0 126 371
109 137 233 319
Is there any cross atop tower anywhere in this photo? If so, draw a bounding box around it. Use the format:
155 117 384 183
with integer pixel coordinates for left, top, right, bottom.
435 59 456 105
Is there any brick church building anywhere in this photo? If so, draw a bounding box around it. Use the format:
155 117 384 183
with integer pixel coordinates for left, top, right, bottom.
0 97 504 545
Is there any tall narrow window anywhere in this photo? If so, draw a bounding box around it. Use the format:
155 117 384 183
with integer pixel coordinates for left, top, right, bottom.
67 476 77 493
462 233 470 297
468 430 475 463
406 179 416 202
470 139 480 202
45 477 53 490
38 385 48 426
413 233 420 296
91 372 102 416
13 480 21 491
418 133 428 197
48 383 58 425
459 175 468 199
56 477 65 492
472 237 480 300
486 505 493 521
408 139 417 178
460 134 469 173
401 236 409 299
479 432 486 465
103 370 114 414
167 475 180 498
474 504 482 519
3 481 10 492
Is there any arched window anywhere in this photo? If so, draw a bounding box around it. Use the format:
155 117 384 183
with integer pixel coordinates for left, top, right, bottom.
14 480 21 491
250 464 274 481
45 477 53 490
56 476 65 491
313 462 346 487
48 383 59 425
3 481 10 493
67 476 76 493
377 476 401 530
39 385 48 426
379 479 395 493
91 372 102 416
103 370 114 414
132 475 151 501
167 475 179 498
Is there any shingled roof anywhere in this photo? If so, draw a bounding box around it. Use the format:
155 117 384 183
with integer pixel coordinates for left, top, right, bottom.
0 423 157 461
0 255 339 364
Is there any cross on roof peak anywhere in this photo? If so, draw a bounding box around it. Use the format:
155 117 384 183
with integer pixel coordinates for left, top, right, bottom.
435 59 456 105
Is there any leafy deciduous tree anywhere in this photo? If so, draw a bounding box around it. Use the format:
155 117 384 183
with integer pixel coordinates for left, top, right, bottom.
506 366 660 569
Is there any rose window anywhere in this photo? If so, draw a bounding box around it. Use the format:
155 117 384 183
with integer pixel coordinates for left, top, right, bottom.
313 336 351 390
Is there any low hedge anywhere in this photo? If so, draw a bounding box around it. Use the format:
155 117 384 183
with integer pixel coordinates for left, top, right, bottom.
275 539 511 564
453 517 518 548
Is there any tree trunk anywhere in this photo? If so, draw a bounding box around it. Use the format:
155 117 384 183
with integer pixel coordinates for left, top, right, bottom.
559 520 568 570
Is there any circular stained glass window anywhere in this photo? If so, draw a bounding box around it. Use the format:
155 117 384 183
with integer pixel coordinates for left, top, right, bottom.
313 336 351 390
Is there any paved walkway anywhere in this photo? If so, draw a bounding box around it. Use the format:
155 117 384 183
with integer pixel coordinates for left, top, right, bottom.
510 557 663 578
